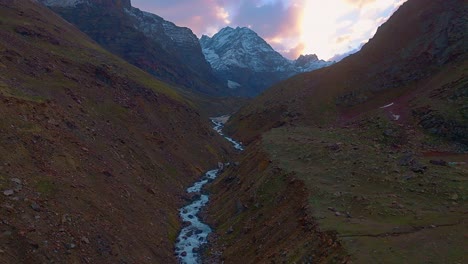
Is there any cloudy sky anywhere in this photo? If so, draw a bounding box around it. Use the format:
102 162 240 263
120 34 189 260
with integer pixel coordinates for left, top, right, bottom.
132 0 407 60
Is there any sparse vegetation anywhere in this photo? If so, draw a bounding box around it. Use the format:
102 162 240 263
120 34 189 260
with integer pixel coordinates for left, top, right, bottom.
0 0 466 263
0 1 231 263
262 124 466 263
215 0 467 262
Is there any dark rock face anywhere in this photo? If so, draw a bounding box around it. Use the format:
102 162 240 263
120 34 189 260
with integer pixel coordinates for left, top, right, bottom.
413 107 468 147
126 8 221 94
294 54 319 67
39 0 226 96
92 0 131 9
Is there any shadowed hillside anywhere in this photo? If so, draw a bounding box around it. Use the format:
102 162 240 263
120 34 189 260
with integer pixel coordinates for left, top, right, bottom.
0 0 233 262
39 0 228 96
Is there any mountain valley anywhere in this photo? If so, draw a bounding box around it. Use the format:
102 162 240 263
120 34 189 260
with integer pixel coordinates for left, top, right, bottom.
0 0 466 263
0 1 233 262
216 0 467 262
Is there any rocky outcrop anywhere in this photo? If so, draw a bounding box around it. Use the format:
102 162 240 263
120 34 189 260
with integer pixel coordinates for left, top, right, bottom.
413 107 468 148
294 54 333 71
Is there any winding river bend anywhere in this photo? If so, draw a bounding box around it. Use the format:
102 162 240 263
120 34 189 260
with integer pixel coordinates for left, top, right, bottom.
211 118 244 151
175 117 243 264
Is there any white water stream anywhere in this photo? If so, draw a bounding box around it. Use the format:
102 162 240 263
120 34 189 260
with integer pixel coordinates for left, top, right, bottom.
175 117 243 264
211 119 244 151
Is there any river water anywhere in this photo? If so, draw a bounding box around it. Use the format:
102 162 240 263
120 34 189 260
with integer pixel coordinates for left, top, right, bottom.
211 119 244 151
175 117 243 263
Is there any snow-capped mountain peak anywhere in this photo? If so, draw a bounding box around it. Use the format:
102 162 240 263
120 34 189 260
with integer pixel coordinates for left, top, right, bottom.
200 26 333 96
39 0 224 96
200 26 292 72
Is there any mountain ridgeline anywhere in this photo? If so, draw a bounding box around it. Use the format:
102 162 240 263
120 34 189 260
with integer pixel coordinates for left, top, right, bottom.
227 0 467 145
201 26 333 97
41 0 333 98
1 0 466 263
39 0 227 96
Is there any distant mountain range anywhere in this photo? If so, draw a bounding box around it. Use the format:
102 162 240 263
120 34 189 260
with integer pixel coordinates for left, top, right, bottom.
2 0 466 263
201 26 333 96
40 0 332 97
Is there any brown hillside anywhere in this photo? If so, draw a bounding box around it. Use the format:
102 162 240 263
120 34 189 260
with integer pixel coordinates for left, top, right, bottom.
226 0 467 146
209 0 467 262
0 0 232 263
205 142 349 263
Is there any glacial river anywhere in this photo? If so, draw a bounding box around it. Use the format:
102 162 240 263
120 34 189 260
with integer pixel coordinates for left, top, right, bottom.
175 117 243 263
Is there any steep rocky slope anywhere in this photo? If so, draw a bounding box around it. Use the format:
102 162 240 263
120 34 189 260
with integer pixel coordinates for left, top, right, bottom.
205 143 349 263
39 0 227 96
0 0 232 263
208 0 467 262
200 27 332 97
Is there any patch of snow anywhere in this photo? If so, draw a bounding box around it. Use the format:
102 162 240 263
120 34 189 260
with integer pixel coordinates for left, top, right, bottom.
125 7 200 51
380 102 394 109
227 80 241 89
